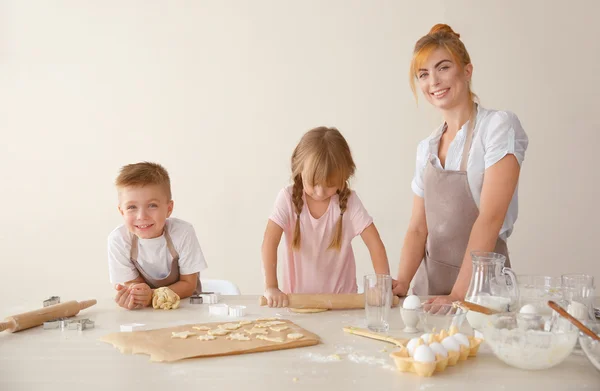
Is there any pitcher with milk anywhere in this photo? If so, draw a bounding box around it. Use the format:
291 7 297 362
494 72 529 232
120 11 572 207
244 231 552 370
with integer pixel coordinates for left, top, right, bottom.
465 251 519 335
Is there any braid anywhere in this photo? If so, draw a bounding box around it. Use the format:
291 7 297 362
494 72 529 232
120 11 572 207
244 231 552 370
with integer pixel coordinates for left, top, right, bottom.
291 175 304 250
328 185 350 251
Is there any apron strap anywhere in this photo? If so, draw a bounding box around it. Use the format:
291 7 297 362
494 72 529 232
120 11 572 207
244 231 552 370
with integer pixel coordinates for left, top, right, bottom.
164 228 179 260
459 103 478 172
130 234 139 262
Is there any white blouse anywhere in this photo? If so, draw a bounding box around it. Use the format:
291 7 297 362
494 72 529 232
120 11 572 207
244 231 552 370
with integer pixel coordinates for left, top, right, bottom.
411 105 529 240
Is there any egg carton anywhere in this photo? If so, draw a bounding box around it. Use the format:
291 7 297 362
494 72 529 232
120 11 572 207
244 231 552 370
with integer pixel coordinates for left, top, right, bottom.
389 326 483 377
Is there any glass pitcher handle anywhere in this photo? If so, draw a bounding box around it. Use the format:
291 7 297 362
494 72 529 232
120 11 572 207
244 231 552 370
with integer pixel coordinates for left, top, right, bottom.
502 267 519 297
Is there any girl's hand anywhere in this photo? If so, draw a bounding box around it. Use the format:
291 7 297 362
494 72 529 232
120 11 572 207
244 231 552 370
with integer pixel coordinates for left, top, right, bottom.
264 287 289 308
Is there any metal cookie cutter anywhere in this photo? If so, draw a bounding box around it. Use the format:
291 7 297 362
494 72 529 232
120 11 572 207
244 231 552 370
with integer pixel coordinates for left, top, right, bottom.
228 305 246 317
43 317 67 329
209 303 229 316
189 292 219 304
66 319 95 331
43 296 61 307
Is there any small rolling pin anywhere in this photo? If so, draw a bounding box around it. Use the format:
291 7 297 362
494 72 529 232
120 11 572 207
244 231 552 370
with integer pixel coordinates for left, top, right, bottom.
259 293 400 309
0 299 97 333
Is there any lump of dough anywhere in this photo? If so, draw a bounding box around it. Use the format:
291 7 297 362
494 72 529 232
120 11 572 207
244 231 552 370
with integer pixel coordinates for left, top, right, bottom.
152 287 181 310
197 335 216 341
287 333 304 340
270 326 289 332
171 331 196 339
289 308 328 313
192 326 211 331
256 335 284 343
239 320 253 325
227 333 251 341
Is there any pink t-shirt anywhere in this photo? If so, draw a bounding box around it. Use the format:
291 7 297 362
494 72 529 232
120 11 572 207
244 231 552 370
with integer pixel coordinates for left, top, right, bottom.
269 185 374 294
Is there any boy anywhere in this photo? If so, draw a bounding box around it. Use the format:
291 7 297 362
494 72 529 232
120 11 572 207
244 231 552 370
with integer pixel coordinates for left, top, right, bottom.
108 162 207 309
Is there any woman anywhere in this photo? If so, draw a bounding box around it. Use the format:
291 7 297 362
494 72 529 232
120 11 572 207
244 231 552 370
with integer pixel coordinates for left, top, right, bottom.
393 24 529 304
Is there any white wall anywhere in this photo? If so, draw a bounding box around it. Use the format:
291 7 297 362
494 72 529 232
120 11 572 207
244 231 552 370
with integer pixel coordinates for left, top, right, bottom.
1 0 599 310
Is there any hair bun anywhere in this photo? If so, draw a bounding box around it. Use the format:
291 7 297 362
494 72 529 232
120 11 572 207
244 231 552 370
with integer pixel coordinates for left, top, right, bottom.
429 23 460 38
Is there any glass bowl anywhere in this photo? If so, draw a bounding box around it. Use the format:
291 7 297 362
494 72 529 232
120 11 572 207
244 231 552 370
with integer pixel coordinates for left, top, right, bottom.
481 312 578 370
517 275 563 315
417 304 467 333
579 320 600 372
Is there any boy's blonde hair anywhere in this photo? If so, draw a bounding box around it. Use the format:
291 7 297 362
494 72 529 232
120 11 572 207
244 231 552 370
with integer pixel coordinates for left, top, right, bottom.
115 162 172 200
290 127 356 251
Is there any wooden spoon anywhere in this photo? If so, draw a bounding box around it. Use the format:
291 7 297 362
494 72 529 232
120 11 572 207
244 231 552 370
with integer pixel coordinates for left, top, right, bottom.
342 326 407 347
452 300 499 315
547 300 600 341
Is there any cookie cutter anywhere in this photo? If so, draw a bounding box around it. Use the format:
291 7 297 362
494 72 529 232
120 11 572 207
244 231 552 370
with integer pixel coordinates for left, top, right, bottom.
190 292 219 304
228 305 246 317
59 318 94 331
68 319 95 331
209 303 229 316
43 296 61 307
43 317 67 329
120 323 146 332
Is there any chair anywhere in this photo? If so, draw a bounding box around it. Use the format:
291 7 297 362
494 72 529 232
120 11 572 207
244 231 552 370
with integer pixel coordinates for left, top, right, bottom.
201 279 241 295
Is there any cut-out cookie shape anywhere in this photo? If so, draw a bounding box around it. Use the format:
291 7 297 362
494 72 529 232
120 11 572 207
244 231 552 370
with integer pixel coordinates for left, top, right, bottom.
171 331 196 339
227 333 251 341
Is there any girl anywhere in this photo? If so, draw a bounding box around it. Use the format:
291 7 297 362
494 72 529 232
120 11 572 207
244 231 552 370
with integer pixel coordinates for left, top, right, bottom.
394 24 529 304
261 126 395 307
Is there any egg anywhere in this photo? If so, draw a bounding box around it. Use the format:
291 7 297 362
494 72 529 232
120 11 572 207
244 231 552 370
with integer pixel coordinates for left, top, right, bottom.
420 333 434 344
407 337 423 356
441 336 461 352
428 342 448 358
413 345 436 363
452 333 470 348
403 295 422 310
519 304 538 315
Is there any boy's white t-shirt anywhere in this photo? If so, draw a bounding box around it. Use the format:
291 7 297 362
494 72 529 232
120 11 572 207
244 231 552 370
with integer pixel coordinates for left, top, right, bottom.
107 217 207 284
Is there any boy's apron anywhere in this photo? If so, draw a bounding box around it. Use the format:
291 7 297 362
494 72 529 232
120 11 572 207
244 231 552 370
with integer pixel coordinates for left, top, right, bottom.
412 109 510 296
130 228 202 294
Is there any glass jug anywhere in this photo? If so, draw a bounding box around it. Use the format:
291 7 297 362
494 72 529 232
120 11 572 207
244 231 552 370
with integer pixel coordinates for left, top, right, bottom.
465 251 519 333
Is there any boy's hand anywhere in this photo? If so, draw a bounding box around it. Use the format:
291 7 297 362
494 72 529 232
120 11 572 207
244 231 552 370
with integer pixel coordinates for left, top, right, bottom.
114 284 138 310
264 287 288 308
392 279 409 297
129 283 153 308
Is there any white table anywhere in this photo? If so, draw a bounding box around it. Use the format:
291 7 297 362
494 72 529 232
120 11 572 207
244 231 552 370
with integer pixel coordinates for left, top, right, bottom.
1 296 598 391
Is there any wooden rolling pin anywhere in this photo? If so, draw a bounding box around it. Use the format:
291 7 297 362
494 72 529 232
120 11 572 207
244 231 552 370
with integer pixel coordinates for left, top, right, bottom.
259 294 400 309
0 299 97 333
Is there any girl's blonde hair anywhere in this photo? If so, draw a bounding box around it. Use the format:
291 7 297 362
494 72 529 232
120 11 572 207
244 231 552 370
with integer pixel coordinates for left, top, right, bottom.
409 24 477 103
290 127 356 251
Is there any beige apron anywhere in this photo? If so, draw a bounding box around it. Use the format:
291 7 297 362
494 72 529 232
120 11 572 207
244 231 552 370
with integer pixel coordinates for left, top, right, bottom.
413 109 510 296
130 227 202 294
